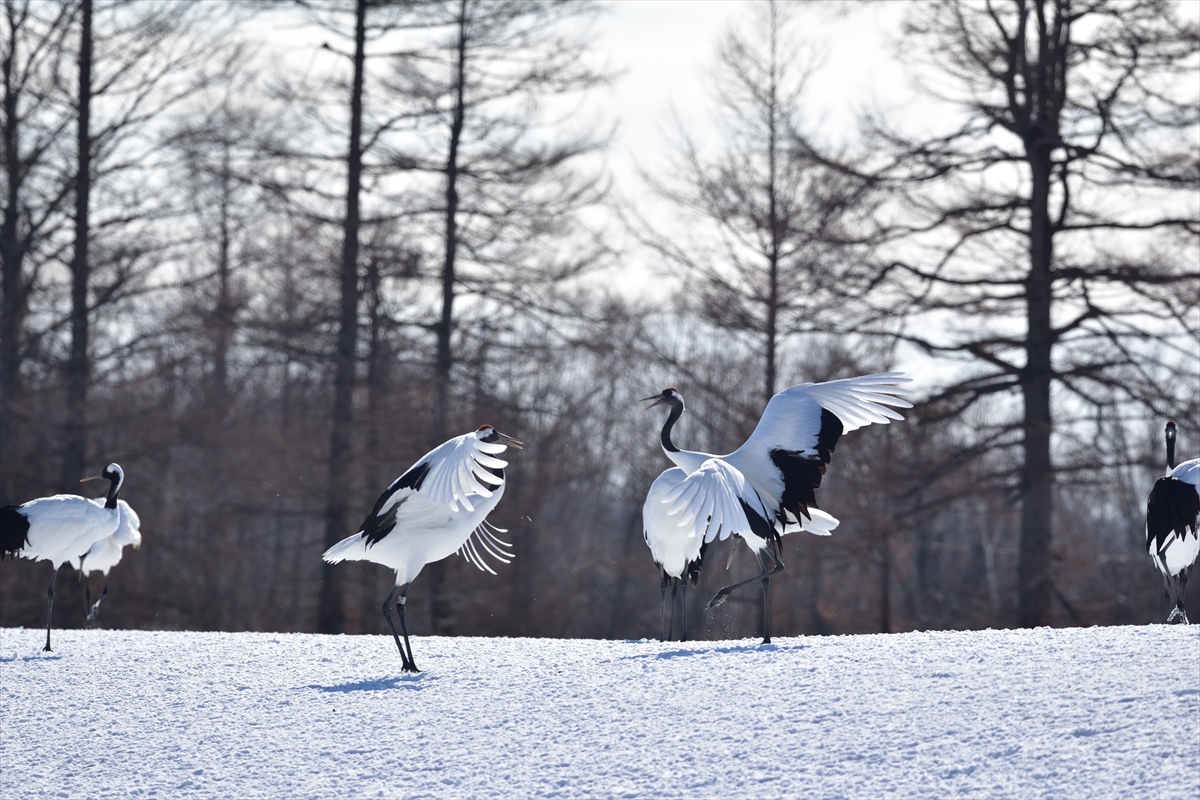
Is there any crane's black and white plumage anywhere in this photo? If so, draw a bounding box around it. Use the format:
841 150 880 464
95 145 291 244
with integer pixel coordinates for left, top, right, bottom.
642 373 913 642
69 499 142 624
323 425 520 673
0 463 125 651
1146 421 1200 624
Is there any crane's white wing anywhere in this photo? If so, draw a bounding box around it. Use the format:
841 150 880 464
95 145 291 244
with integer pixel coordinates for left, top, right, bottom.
1168 458 1200 489
456 519 515 575
726 372 913 527
643 468 704 578
71 499 142 573
85 498 142 549
385 431 509 514
660 459 763 544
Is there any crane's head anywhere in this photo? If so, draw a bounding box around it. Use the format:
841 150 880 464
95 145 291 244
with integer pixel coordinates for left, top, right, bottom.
641 388 684 412
81 463 124 486
1166 420 1176 441
476 424 523 449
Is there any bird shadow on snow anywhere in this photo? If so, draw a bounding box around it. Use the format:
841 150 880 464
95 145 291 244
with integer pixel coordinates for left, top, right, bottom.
0 652 63 664
619 641 804 662
307 674 436 693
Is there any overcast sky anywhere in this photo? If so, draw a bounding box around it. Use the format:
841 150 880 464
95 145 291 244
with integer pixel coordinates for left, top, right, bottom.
588 0 914 290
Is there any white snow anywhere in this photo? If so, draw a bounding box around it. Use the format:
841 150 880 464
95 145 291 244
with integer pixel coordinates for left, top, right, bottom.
2 625 1197 799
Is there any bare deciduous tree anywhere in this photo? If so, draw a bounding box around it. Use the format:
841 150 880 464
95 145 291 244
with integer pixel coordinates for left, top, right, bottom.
852 0 1199 625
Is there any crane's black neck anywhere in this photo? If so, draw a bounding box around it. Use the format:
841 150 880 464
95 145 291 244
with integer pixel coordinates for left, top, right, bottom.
659 400 684 454
104 472 122 510
1165 427 1176 471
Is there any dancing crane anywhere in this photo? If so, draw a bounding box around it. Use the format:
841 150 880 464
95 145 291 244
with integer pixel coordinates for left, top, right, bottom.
0 463 126 651
1146 421 1200 624
70 499 142 624
642 373 912 642
323 425 521 672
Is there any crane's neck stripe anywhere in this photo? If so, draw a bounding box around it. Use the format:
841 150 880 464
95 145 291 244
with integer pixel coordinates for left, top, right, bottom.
660 402 683 453
105 474 122 510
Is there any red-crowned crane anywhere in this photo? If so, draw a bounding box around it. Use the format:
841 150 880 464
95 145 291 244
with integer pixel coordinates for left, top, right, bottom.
1146 421 1200 624
70 499 142 624
642 373 913 643
0 463 125 651
323 425 521 672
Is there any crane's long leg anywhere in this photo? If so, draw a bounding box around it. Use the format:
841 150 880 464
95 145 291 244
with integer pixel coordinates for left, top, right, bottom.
668 579 679 641
1182 571 1191 625
705 546 784 624
86 578 109 625
681 577 689 642
381 584 415 672
757 550 773 645
394 584 419 673
659 570 669 642
1166 572 1190 624
44 565 59 652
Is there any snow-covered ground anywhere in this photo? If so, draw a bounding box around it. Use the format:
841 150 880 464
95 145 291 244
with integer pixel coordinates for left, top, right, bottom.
2 625 1197 799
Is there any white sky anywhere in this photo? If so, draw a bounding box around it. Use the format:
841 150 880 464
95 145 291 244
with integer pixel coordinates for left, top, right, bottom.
599 0 912 164
592 0 915 293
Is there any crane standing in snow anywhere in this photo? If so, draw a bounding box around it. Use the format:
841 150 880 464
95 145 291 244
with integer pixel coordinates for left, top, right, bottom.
642 374 913 643
0 463 126 651
70 498 142 624
323 425 521 672
1145 421 1200 624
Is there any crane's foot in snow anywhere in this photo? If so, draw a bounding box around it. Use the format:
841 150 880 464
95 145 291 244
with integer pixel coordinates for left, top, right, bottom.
1166 606 1189 624
705 591 730 610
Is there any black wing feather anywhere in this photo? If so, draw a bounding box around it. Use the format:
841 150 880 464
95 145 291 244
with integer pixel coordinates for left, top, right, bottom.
1146 476 1200 556
769 409 844 525
359 460 433 548
0 505 30 558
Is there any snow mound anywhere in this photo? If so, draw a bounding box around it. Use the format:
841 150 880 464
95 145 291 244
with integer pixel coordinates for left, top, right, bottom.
1 625 1197 799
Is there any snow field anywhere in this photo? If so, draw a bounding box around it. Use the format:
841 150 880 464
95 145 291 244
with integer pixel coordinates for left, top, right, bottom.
1 625 1197 799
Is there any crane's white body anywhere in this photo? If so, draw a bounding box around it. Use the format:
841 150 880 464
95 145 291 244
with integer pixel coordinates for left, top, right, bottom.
649 373 912 556
641 373 912 642
13 494 121 569
323 428 515 585
323 480 506 587
1 462 125 651
323 427 518 672
1148 458 1200 578
70 499 142 577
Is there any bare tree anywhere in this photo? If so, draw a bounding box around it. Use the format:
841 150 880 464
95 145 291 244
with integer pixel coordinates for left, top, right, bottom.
380 0 611 441
852 0 1199 625
373 0 611 632
631 0 877 408
1 0 78 503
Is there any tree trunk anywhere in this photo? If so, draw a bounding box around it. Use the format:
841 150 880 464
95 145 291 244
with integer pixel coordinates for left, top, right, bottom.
316 0 366 634
1017 152 1055 626
427 0 470 637
432 0 469 445
0 2 26 504
763 0 780 405
60 0 91 490
212 143 233 408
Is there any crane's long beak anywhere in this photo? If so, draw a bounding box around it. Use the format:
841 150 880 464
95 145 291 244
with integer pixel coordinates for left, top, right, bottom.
80 472 103 483
641 394 665 410
497 431 524 450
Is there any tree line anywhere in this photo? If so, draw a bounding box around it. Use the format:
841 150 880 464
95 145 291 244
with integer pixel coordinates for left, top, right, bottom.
2 0 1196 640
